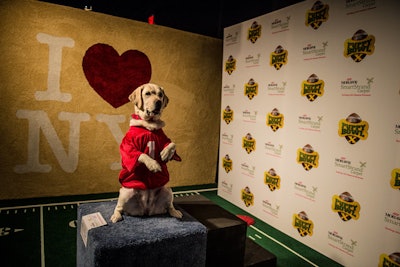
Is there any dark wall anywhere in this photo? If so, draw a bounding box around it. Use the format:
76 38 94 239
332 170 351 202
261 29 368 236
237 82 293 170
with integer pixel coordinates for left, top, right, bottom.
39 0 304 38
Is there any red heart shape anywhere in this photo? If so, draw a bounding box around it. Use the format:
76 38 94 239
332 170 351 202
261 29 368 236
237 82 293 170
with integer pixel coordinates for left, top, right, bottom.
82 43 152 108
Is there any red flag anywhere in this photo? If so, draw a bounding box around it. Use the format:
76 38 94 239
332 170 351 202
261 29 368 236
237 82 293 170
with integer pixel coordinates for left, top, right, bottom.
148 14 155 25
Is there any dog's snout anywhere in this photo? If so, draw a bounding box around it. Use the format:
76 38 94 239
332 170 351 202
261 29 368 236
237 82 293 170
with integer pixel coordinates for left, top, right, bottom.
155 100 162 110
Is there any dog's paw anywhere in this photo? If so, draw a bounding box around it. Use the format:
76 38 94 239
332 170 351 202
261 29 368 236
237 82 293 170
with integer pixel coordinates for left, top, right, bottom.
160 143 176 161
169 208 183 219
110 212 123 223
139 154 161 172
146 159 161 172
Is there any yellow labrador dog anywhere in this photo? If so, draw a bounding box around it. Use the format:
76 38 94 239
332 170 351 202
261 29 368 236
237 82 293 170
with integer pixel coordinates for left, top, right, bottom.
110 83 183 223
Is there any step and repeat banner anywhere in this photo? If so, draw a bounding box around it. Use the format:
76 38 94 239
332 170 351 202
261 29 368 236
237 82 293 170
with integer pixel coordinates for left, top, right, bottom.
218 0 399 266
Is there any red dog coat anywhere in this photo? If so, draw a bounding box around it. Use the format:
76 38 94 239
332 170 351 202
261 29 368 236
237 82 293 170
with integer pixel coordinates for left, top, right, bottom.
118 114 180 189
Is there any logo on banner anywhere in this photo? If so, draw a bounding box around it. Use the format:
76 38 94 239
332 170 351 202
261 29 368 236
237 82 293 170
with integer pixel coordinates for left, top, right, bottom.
328 230 358 256
334 157 366 179
270 45 288 70
338 113 369 144
264 141 283 158
220 180 233 194
292 211 314 237
222 154 233 173
267 81 287 96
244 79 258 100
340 77 373 96
394 124 400 143
379 252 400 267
266 108 284 132
344 29 375 62
302 42 328 59
296 144 319 171
294 181 317 201
390 168 400 190
331 192 361 221
222 83 236 96
221 132 234 145
245 53 261 66
242 109 257 123
241 162 256 178
222 105 234 124
271 16 290 33
305 1 329 30
345 0 377 12
301 74 324 102
384 211 400 230
264 168 281 191
224 31 240 45
247 21 262 43
262 199 280 218
224 55 237 75
241 186 254 207
242 133 256 154
298 114 322 132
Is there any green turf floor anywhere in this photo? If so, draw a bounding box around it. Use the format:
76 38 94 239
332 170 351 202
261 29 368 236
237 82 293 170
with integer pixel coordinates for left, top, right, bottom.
0 184 343 267
196 188 343 267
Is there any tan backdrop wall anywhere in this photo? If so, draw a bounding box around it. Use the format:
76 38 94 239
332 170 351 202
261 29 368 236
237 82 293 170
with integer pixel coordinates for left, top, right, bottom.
0 0 222 199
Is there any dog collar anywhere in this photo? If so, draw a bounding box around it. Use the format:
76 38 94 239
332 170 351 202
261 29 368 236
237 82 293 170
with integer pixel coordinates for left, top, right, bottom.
131 114 142 120
130 114 165 131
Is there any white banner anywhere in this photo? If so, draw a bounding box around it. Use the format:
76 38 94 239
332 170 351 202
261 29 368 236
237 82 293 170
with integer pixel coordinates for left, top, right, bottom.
218 0 400 266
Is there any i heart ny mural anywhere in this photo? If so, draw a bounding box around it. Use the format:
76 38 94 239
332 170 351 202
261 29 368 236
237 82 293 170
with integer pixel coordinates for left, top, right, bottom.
82 43 152 108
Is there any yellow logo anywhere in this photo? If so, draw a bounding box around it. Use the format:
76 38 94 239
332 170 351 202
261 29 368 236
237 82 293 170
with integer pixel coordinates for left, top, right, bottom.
270 45 288 70
305 1 329 30
241 186 254 207
247 21 262 43
224 55 236 75
296 144 319 171
222 154 233 173
266 108 284 132
344 29 375 62
331 192 361 221
292 211 314 237
222 106 234 124
264 168 281 191
338 113 369 144
390 168 400 190
301 74 324 102
242 133 256 154
378 252 400 267
244 79 258 100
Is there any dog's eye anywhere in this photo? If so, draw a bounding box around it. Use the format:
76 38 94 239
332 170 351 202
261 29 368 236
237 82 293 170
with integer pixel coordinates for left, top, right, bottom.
158 92 164 98
145 92 151 96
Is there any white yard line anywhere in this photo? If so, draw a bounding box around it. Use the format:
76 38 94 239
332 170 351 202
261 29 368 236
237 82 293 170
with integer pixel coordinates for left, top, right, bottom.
40 206 45 267
249 225 319 267
173 187 217 194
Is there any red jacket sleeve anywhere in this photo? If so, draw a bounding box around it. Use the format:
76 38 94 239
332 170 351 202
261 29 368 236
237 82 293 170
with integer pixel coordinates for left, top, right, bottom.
120 129 146 172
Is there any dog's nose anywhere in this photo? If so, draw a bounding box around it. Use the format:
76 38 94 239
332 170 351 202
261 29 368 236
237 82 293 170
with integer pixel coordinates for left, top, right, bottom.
155 100 162 110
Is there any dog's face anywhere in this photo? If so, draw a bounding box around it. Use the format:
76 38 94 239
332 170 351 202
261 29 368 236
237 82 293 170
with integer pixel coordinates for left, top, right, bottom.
129 83 169 121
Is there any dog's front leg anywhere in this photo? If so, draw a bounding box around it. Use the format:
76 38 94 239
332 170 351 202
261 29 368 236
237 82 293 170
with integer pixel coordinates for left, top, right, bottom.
168 203 183 219
160 142 176 161
138 153 161 172
111 187 135 223
164 187 183 219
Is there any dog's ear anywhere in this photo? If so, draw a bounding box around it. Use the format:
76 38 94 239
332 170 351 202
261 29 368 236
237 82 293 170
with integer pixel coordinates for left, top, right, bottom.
161 87 169 108
129 85 144 110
